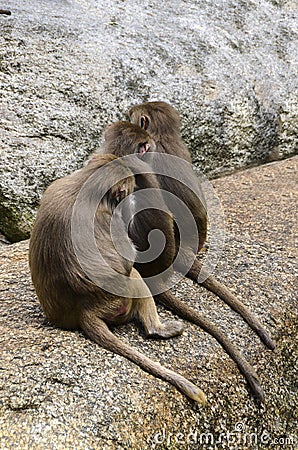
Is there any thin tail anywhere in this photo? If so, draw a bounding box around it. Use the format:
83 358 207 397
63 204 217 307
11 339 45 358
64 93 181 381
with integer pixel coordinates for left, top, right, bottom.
187 259 275 350
156 290 264 402
80 310 206 404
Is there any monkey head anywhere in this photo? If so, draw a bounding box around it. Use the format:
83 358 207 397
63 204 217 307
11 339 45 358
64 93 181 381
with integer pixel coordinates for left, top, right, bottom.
128 101 181 142
104 121 156 158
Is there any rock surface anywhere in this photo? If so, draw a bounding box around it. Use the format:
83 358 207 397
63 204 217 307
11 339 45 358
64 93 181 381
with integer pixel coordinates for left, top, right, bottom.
0 156 297 449
0 0 297 241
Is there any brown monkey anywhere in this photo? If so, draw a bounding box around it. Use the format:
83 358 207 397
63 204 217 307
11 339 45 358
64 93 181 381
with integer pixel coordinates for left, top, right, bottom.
102 122 265 401
103 122 177 284
129 100 207 253
0 10 11 15
129 101 275 352
29 153 206 404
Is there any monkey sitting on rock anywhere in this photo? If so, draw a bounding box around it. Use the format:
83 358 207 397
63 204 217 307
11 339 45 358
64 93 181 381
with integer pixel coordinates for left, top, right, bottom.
29 153 206 404
101 121 270 402
128 101 274 349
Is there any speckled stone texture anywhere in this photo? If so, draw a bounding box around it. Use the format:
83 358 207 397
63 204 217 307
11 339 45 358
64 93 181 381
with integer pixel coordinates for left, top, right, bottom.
0 156 297 449
0 0 297 241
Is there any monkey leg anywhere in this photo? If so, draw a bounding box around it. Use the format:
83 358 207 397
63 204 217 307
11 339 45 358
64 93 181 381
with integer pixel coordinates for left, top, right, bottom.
80 310 206 404
133 295 185 339
186 258 275 350
130 268 184 338
156 290 264 402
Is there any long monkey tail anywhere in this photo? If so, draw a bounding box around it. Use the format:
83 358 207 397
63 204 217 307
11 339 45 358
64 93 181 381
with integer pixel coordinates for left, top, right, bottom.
187 259 275 350
156 290 264 402
80 310 206 404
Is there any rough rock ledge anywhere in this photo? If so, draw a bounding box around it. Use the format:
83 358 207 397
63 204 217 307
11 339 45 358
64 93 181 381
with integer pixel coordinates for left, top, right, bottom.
0 156 297 449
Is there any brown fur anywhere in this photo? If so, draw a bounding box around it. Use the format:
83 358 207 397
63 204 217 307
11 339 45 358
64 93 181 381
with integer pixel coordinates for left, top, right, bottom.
128 101 275 351
103 122 176 283
129 101 191 162
29 154 206 403
129 102 207 251
101 122 267 401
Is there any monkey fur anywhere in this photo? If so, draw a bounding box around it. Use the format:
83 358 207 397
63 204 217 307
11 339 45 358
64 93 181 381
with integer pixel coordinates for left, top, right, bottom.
29 153 206 404
102 122 268 401
128 101 275 351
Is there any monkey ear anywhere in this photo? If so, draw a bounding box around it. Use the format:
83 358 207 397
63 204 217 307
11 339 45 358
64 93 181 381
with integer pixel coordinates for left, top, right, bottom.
140 115 149 130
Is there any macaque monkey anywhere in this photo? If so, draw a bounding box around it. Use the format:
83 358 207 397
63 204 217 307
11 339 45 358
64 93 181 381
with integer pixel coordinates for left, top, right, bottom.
103 124 176 284
102 122 265 401
29 154 206 404
129 101 275 352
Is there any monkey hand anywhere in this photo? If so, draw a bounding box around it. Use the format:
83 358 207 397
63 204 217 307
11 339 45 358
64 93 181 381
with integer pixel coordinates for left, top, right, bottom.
146 320 185 339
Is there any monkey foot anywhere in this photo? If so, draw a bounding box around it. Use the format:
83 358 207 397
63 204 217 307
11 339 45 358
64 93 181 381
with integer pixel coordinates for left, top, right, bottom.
147 320 185 339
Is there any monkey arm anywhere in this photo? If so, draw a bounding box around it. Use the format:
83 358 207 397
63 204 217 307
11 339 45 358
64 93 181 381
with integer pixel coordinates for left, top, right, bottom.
80 309 206 404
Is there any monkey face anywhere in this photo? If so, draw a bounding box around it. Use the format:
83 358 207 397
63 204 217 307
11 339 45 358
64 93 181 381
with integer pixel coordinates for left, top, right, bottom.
108 178 134 211
136 141 155 157
113 183 128 205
